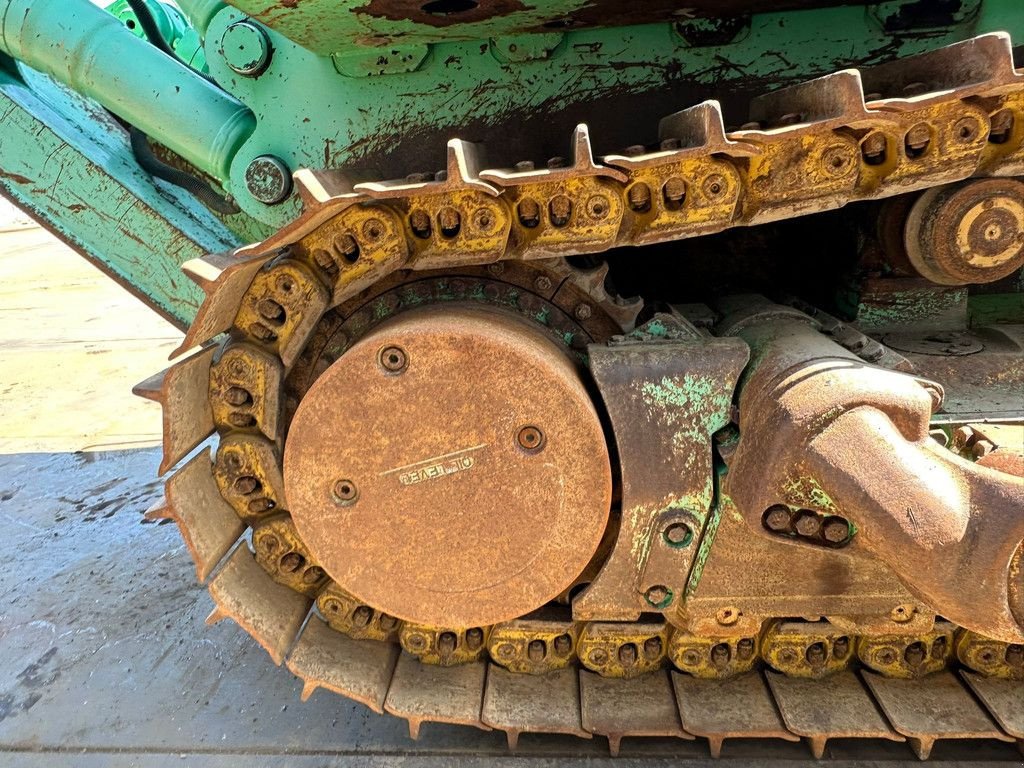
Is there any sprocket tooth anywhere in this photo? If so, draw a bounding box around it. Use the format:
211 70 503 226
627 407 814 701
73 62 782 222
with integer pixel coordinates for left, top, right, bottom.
285 616 399 713
156 448 245 583
172 252 276 359
545 258 643 333
672 671 799 757
133 345 216 476
481 665 590 750
580 669 691 756
206 543 313 666
383 653 490 740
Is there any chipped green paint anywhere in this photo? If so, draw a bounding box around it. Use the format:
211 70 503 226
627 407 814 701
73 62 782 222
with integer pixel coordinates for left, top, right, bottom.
782 476 841 515
685 494 726 598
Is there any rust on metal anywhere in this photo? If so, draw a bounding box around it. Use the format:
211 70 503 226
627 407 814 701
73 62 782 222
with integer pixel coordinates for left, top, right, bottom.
209 343 284 442
481 666 590 749
580 669 691 756
383 654 490 739
960 671 1024 741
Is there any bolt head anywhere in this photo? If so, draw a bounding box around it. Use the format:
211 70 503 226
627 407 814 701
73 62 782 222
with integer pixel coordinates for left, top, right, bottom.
222 20 271 77
644 585 671 607
516 425 545 453
822 517 851 544
588 648 609 666
793 510 822 537
763 505 792 532
332 479 358 504
663 522 693 547
379 346 408 373
245 155 292 205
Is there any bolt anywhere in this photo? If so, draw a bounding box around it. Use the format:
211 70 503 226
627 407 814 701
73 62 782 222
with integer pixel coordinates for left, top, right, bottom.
627 182 652 212
681 649 701 667
574 303 592 321
711 643 732 669
989 109 1015 144
527 640 547 662
434 170 448 182
833 636 850 660
891 604 915 623
903 81 928 97
793 510 822 538
664 522 693 547
623 144 647 156
716 607 740 626
822 517 851 544
438 207 461 237
954 116 981 143
778 648 798 665
472 207 494 232
702 174 726 199
379 614 399 632
931 636 947 660
546 156 567 169
362 219 384 241
805 642 826 667
331 234 359 264
379 346 407 373
257 298 285 323
247 322 276 342
534 275 553 292
496 642 516 658
487 262 504 277
1006 644 1024 666
737 638 755 660
247 497 274 515
861 131 887 165
333 479 358 504
549 195 572 227
588 648 609 666
279 552 305 573
643 637 663 660
904 123 931 157
225 386 252 407
515 160 535 172
322 598 342 614
233 475 260 495
517 198 541 228
302 566 325 585
904 642 926 667
438 632 457 656
662 177 686 208
875 647 898 666
465 627 484 650
406 633 427 651
229 411 258 428
618 643 638 667
586 195 610 220
763 504 793 532
645 585 670 607
553 634 573 656
222 20 272 77
516 425 545 452
313 249 337 273
776 111 803 127
245 155 292 205
660 137 682 151
409 209 432 239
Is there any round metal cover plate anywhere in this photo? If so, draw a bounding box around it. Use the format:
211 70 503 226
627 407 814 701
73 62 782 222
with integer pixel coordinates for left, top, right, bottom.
284 305 611 628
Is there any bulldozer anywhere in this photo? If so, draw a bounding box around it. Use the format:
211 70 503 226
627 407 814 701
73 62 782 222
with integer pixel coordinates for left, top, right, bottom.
1 0 1023 758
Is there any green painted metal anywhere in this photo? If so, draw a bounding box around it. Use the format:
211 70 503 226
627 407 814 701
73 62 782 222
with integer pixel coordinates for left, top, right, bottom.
0 0 254 180
107 0 209 71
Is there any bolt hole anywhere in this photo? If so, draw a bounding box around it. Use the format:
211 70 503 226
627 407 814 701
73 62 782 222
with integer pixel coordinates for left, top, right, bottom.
126 18 137 29
421 0 477 14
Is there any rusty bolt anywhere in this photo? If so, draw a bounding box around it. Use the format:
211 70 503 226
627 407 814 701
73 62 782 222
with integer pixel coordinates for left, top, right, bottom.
875 647 898 666
332 234 359 264
716 607 740 626
225 386 252 407
362 218 384 241
660 137 682 151
472 207 494 232
553 634 573 657
822 517 851 544
258 533 280 554
465 627 484 650
702 174 726 199
763 505 793 533
588 648 609 666
322 598 342 614
534 275 553 292
904 642 926 667
527 639 547 662
247 497 274 515
989 109 1014 144
890 604 915 623
438 207 461 237
627 182 652 212
547 156 567 169
1005 644 1024 666
737 638 755 660
662 177 686 207
904 123 931 156
406 633 427 652
623 144 646 156
313 249 337 273
574 303 592 321
549 195 572 227
409 209 431 239
954 116 981 143
229 412 258 429
903 81 928 97
247 322 276 342
279 552 305 574
861 131 887 165
643 636 663 660
332 479 358 504
233 475 260 495
793 510 822 538
516 425 545 452
486 262 504 277
618 643 638 667
379 614 399 632
711 643 732 669
644 585 670 607
517 198 541 228
515 160 535 172
663 522 692 547
438 632 457 656
496 642 516 658
434 170 448 182
805 642 827 667
681 649 701 667
739 121 763 131
833 636 850 660
302 566 325 585
586 195 610 220
379 346 407 374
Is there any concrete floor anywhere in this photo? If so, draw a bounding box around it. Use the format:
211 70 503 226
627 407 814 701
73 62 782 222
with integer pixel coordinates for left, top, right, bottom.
0 225 1021 766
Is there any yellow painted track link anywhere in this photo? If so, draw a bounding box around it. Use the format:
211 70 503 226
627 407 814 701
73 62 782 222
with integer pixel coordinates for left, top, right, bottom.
137 32 1024 759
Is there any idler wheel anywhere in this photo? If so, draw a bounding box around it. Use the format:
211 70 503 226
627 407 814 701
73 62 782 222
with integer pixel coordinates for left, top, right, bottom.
904 178 1024 285
284 305 612 628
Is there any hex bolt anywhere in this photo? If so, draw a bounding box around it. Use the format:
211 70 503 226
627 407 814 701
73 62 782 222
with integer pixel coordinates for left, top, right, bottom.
245 155 292 205
822 517 851 544
644 585 670 608
643 636 663 660
793 510 822 538
549 195 572 227
332 479 358 504
379 346 408 374
351 606 372 628
833 636 850 660
546 156 567 169
737 638 755 660
225 386 252 406
989 109 1014 144
627 182 652 212
438 632 458 656
465 627 484 650
662 177 686 208
574 303 592 321
257 298 285 323
409 209 432 239
861 131 887 165
229 411 258 428
805 641 827 667
534 275 553 292
623 144 646 157
233 475 260 495
438 206 461 238
313 249 337 273
527 639 547 662
517 198 541 228
515 160 536 172
588 648 609 666
553 634 573 657
247 322 276 342
247 497 274 515
279 551 305 573
618 643 638 667
763 504 793 533
516 425 545 452
302 566 325 585
681 649 701 667
663 522 693 547
904 641 926 667
904 123 931 157
222 20 272 77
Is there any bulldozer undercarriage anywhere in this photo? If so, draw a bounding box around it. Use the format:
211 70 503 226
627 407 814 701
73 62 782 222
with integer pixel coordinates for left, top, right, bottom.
136 33 1024 760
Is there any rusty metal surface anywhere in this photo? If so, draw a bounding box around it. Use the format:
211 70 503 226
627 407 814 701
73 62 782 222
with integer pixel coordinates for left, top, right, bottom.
672 671 798 758
206 544 313 666
580 669 691 756
575 335 748 621
862 670 1014 759
283 305 611 628
481 666 589 748
132 344 215 476
285 615 399 713
961 671 1024 740
766 670 904 759
383 653 490 739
